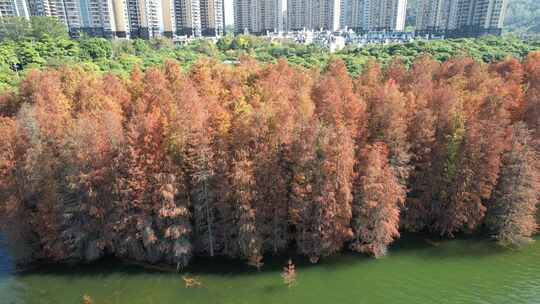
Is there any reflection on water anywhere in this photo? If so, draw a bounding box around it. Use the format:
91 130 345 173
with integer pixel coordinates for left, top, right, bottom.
0 234 13 276
1 235 539 304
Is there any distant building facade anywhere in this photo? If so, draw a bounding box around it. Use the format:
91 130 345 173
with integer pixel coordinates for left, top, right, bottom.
233 0 255 33
287 0 312 30
334 0 407 32
4 0 509 39
77 0 130 38
455 0 507 36
361 0 407 31
287 0 340 31
259 0 285 33
12 0 221 38
0 0 30 18
234 0 285 34
174 0 201 36
417 0 507 37
200 0 224 36
416 0 458 34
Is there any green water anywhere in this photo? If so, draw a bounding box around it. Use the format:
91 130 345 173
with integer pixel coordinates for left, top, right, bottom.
1 236 540 304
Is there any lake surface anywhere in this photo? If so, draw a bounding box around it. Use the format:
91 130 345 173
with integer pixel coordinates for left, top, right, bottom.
1 235 540 304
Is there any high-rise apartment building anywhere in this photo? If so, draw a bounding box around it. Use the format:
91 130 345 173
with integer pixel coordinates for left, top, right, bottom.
174 0 201 36
341 0 362 30
416 0 458 34
78 0 130 38
125 0 143 37
417 0 507 37
287 0 340 31
200 0 224 36
344 0 406 32
234 0 285 34
144 0 165 37
455 0 506 36
27 0 49 16
6 0 222 38
259 0 285 33
365 0 406 31
126 0 180 38
312 0 340 31
0 0 30 18
287 0 312 30
126 0 162 38
24 0 130 38
161 0 175 37
26 0 83 31
234 0 255 33
57 0 82 29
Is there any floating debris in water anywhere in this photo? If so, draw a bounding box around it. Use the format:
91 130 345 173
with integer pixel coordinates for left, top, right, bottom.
82 294 93 304
182 275 202 288
281 259 297 288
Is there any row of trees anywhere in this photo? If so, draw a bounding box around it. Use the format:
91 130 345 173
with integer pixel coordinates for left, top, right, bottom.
1 53 539 267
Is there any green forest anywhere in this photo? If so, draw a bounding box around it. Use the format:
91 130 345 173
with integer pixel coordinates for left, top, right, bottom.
0 17 539 93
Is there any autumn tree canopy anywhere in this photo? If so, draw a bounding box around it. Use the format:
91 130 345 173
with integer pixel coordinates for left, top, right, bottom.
1 53 539 266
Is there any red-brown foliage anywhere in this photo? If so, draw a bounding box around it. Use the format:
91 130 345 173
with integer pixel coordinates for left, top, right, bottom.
351 143 405 258
486 123 540 247
0 55 537 267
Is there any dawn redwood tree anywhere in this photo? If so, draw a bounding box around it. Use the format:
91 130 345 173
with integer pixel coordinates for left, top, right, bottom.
162 61 221 258
58 69 126 261
0 117 17 229
290 120 354 263
365 80 411 189
438 94 509 236
0 117 16 202
102 73 131 118
252 147 290 255
113 105 192 266
384 57 407 85
229 150 262 267
488 57 525 122
13 70 73 260
486 123 540 247
351 143 405 258
313 59 366 139
400 57 438 231
0 92 19 117
112 68 192 266
429 99 466 234
61 112 123 261
401 97 436 231
403 56 439 92
249 60 304 254
187 133 219 256
415 59 505 236
523 52 540 142
355 60 382 98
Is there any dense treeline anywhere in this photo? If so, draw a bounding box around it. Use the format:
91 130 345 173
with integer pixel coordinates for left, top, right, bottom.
1 17 539 92
1 53 540 267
